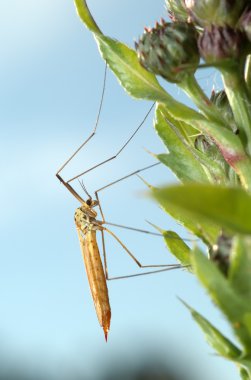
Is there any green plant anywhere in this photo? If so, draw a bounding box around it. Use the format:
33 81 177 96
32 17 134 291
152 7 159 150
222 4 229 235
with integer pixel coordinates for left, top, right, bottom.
74 0 251 378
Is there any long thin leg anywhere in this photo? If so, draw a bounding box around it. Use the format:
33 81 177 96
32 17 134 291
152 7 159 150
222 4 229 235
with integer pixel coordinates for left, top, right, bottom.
56 63 155 203
66 103 155 183
56 64 108 176
93 164 192 279
103 227 182 270
95 162 160 195
102 221 196 242
93 163 191 278
56 61 155 208
100 226 184 281
94 163 196 242
95 162 160 222
107 266 184 281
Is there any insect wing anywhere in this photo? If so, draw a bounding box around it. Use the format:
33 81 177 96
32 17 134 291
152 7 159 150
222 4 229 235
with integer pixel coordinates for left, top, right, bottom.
77 228 111 340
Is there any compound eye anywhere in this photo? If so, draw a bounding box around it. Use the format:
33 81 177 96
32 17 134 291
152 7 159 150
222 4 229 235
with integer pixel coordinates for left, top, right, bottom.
86 198 92 206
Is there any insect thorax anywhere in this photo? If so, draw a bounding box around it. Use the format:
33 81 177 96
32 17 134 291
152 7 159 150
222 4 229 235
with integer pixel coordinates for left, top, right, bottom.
74 206 100 232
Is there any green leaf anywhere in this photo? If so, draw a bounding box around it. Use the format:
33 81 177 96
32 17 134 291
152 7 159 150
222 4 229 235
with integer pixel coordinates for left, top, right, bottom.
240 367 250 380
74 5 203 120
95 37 251 188
153 184 251 235
192 119 251 190
74 0 102 34
74 0 251 189
183 297 251 377
152 186 220 245
158 153 201 182
235 359 251 379
155 105 211 183
243 313 251 339
156 104 198 143
156 104 231 184
97 35 251 188
191 247 251 349
95 35 169 101
95 34 199 112
145 222 191 267
181 300 241 359
229 236 251 299
163 230 191 267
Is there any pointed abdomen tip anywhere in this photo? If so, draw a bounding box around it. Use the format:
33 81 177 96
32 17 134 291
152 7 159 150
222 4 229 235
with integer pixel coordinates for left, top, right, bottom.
104 329 109 342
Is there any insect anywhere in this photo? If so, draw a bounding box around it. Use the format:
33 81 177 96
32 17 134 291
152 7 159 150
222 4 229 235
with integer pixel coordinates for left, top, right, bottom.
56 65 185 340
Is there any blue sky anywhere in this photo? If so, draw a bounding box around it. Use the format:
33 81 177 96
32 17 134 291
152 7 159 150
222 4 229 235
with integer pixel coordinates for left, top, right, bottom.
0 1 238 379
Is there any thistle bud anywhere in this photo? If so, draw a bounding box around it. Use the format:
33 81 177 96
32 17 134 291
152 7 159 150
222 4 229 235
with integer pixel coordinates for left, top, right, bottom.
198 25 248 66
166 0 189 22
194 133 231 181
210 89 229 109
210 233 232 275
135 21 199 83
185 0 248 27
194 134 222 159
210 90 237 132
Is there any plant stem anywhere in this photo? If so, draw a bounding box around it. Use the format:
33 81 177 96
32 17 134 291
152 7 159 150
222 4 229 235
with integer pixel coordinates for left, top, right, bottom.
221 67 251 155
74 0 102 35
245 55 251 94
179 74 226 125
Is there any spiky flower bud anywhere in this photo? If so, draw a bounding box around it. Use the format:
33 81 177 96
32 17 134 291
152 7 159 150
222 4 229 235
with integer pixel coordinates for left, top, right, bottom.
194 134 212 152
210 233 232 275
210 89 229 110
185 0 248 27
166 0 189 22
198 25 248 66
210 90 237 132
194 134 222 160
135 21 199 83
239 7 251 42
194 133 233 183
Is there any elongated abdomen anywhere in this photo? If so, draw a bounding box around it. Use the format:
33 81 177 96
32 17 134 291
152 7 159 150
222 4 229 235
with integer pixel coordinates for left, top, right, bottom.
78 229 111 340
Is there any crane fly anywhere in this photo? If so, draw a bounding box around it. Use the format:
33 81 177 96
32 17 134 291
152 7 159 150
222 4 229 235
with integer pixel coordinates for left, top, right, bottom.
56 64 187 340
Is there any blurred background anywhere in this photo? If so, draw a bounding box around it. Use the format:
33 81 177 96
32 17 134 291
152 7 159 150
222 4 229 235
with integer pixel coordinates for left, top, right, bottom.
0 1 239 379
